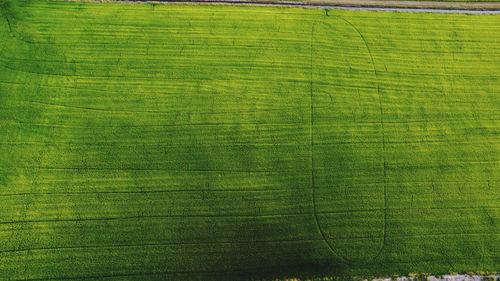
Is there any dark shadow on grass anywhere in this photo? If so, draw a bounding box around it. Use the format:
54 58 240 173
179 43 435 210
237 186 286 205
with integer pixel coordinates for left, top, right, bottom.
206 217 346 281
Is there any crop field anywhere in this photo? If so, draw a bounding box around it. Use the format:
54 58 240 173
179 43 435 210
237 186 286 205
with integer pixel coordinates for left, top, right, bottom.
0 1 499 280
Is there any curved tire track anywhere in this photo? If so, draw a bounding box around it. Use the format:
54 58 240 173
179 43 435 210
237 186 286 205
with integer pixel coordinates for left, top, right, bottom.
334 15 388 263
310 16 387 265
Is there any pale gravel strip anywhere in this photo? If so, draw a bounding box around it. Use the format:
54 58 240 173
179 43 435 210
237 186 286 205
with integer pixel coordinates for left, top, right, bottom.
56 0 500 14
365 275 500 281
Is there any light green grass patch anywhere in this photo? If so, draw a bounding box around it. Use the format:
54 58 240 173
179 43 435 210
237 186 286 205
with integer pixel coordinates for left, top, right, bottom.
0 1 499 280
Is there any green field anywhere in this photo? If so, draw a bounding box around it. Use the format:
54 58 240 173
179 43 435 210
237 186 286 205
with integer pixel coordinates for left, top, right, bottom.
0 1 499 280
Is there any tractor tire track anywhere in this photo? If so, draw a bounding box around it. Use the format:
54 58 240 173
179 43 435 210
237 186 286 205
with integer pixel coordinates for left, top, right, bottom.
335 15 388 263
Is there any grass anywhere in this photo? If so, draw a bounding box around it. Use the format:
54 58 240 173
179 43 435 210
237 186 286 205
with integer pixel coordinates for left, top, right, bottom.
0 1 499 280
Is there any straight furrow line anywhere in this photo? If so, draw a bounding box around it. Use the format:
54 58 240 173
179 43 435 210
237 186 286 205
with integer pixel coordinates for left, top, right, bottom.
0 188 299 197
2 139 498 148
0 238 321 255
13 166 299 173
4 120 306 129
23 100 304 115
0 207 498 224
0 209 468 227
2 230 500 255
0 142 311 147
0 179 495 197
0 214 311 226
